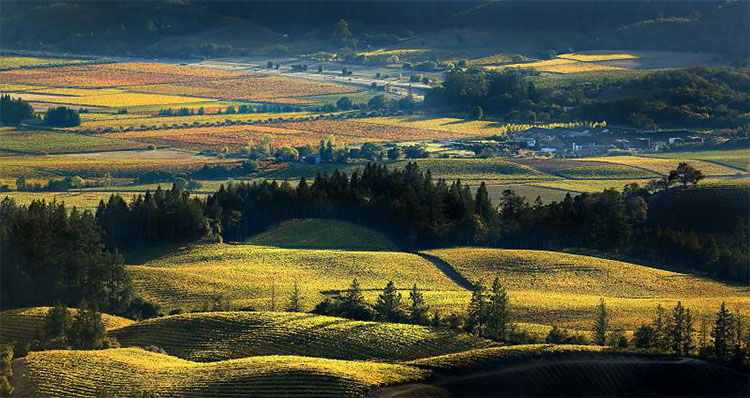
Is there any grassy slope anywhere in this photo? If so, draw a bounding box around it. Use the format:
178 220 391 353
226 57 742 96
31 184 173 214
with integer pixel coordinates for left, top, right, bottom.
22 347 428 398
0 307 134 343
423 248 750 330
246 219 397 250
110 311 493 362
127 244 462 311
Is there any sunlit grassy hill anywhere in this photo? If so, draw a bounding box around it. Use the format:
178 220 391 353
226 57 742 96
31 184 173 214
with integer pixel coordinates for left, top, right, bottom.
22 348 428 397
246 219 397 250
110 311 493 362
0 307 134 343
423 248 750 329
127 243 462 311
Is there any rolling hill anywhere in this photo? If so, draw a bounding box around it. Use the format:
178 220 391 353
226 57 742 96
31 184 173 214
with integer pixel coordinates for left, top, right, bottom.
19 347 428 397
110 311 493 362
422 248 750 330
0 307 134 344
127 243 463 312
246 219 397 250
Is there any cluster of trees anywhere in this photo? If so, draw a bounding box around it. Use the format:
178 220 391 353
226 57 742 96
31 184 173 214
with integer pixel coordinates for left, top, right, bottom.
312 280 433 325
311 277 514 343
40 301 118 350
0 199 134 314
607 300 750 366
333 95 415 111
45 106 80 127
15 175 96 192
0 95 34 125
96 186 216 250
427 67 750 132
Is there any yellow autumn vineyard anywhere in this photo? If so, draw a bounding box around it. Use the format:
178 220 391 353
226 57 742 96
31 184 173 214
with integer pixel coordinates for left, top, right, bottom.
23 348 428 397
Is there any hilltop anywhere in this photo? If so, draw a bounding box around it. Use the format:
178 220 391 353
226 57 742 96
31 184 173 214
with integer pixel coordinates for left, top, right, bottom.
127 243 462 311
246 218 397 250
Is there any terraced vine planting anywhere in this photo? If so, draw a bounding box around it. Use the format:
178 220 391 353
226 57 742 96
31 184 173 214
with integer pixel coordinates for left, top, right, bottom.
23 348 428 397
111 311 492 362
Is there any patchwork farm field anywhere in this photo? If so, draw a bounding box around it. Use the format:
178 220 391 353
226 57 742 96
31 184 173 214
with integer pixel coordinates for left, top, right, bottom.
22 348 427 398
0 56 94 70
646 148 750 171
0 129 144 153
0 149 242 178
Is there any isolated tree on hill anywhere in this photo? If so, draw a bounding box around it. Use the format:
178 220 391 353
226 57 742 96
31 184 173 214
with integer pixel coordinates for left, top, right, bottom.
286 282 303 312
487 277 510 342
669 163 704 187
469 105 484 121
466 283 488 337
408 284 429 325
336 96 352 110
593 297 609 345
713 302 733 360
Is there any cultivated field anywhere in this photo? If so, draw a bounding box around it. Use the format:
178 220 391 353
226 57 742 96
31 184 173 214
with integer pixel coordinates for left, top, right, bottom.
22 348 428 397
0 307 134 343
646 148 750 171
110 311 492 362
0 149 242 178
246 219 397 250
127 243 462 311
514 158 658 179
423 248 750 329
574 155 745 176
0 56 93 70
0 129 144 153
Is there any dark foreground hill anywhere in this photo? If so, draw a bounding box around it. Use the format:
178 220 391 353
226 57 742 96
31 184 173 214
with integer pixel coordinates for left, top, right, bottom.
374 353 750 397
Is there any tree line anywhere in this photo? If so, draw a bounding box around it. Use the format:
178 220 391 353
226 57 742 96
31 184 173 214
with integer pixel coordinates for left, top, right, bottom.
0 96 80 127
91 162 748 283
3 162 746 317
427 67 750 132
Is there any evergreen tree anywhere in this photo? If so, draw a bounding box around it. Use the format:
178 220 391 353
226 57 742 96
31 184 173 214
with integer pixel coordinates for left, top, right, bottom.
338 279 372 321
474 182 494 225
466 283 488 337
67 301 107 349
683 308 694 356
487 277 510 342
670 301 685 355
593 297 609 345
374 281 404 322
407 284 429 325
699 316 711 356
286 282 303 312
653 304 670 352
44 301 72 341
713 302 733 360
